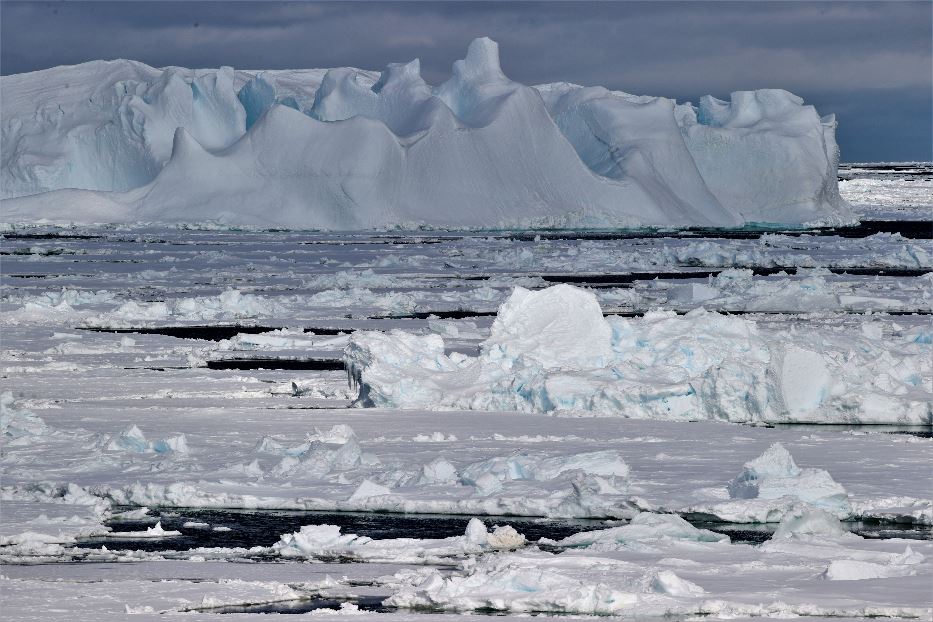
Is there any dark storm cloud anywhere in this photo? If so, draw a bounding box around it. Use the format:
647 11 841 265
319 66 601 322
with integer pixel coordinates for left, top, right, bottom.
1 1 930 161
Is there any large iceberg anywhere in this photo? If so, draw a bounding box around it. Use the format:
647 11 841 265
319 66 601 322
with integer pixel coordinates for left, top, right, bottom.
1 38 852 228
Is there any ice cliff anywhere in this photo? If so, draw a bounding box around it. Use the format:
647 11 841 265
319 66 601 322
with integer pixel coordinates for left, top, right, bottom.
1 38 852 228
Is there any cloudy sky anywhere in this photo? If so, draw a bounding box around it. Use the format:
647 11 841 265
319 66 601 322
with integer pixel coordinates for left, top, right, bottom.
2 1 930 161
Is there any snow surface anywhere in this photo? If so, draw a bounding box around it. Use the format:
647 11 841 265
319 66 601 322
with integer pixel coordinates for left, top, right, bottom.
1 38 853 228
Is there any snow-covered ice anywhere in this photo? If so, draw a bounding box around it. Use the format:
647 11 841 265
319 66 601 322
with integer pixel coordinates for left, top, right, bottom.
0 168 929 619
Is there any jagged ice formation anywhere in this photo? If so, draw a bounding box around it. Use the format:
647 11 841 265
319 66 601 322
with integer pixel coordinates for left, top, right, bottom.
1 38 853 229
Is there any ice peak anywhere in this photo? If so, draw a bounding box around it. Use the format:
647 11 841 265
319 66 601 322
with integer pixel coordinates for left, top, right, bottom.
170 127 205 159
743 442 801 480
453 37 506 83
372 59 423 93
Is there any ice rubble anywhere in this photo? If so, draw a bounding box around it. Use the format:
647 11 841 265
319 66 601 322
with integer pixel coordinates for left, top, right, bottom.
771 506 854 540
549 512 728 550
104 521 181 539
2 38 852 228
347 284 932 423
1 390 49 438
687 443 853 522
384 527 932 617
386 552 644 615
105 425 188 455
273 518 525 563
727 443 850 514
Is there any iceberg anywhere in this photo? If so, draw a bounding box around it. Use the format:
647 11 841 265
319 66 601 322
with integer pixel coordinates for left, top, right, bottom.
1 38 852 229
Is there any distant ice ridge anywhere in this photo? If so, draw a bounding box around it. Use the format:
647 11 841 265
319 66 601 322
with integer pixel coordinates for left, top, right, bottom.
347 284 931 424
2 38 851 228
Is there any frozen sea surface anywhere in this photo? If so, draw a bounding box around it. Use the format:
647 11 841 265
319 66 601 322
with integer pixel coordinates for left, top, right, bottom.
1 169 931 619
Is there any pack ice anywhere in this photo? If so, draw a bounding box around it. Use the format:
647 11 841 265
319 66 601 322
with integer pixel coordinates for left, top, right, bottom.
1 38 852 228
347 284 932 423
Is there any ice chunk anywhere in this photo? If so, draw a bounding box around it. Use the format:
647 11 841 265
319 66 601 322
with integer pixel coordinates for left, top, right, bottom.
107 425 149 453
1 392 49 438
105 426 188 455
729 442 802 490
274 524 366 558
536 450 630 480
774 345 832 416
486 524 526 550
649 570 706 596
306 425 357 445
485 284 613 370
105 521 181 539
349 288 929 424
347 479 392 502
728 443 850 516
555 512 728 549
151 434 188 455
772 507 851 540
460 449 629 489
464 517 488 546
418 457 459 485
822 559 917 581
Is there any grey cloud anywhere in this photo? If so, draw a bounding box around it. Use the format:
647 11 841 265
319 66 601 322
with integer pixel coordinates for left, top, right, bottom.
1 1 929 161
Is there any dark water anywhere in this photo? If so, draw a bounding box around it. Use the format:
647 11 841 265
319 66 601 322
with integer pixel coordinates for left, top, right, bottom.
81 325 352 341
77 508 618 552
206 358 344 371
81 325 279 341
499 220 933 241
690 521 932 544
197 596 393 615
77 507 931 553
773 423 933 439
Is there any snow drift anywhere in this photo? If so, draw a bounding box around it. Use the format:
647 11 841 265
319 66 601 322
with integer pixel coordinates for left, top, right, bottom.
1 38 852 228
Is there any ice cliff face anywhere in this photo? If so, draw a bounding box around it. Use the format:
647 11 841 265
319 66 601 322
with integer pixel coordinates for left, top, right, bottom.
681 90 850 224
1 38 852 229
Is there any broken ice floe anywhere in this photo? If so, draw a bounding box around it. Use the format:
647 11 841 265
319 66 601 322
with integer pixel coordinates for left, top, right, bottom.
347 284 932 423
273 517 524 563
